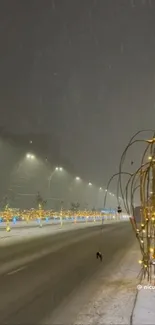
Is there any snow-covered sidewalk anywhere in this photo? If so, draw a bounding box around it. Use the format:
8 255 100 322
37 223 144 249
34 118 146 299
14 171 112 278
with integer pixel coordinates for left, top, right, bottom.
0 214 129 230
0 221 99 245
0 219 127 246
132 279 155 324
0 219 97 229
74 241 140 325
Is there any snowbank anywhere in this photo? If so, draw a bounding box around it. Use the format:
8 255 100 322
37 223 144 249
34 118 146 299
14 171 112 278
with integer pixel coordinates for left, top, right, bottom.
74 242 140 325
0 222 100 245
0 219 127 246
132 279 155 324
0 215 129 230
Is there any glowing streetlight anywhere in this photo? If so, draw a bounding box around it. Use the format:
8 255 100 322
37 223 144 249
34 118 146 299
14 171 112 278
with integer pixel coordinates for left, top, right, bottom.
55 166 63 171
99 187 102 190
49 166 63 193
26 153 35 159
148 156 152 160
76 177 80 180
88 182 92 186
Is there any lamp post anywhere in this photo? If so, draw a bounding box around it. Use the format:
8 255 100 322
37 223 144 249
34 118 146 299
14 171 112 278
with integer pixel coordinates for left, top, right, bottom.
60 200 63 227
38 203 43 227
5 204 11 232
48 167 63 195
26 153 35 160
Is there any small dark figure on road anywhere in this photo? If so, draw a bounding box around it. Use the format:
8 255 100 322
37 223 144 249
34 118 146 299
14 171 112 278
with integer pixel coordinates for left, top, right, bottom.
96 251 102 261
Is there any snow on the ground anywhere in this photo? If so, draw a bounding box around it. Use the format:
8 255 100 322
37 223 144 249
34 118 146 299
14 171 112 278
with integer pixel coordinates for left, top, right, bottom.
132 278 155 324
74 242 140 325
0 219 87 229
0 220 59 228
0 222 99 245
0 221 122 276
0 218 123 229
0 219 126 246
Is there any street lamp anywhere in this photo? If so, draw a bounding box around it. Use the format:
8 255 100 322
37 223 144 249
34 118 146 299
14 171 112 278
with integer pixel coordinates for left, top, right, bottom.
76 177 80 180
55 166 63 171
99 187 102 190
26 153 35 159
88 182 92 186
49 166 63 193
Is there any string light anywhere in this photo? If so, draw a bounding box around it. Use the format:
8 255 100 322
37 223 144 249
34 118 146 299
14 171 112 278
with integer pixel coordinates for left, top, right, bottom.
115 129 155 282
1 209 110 223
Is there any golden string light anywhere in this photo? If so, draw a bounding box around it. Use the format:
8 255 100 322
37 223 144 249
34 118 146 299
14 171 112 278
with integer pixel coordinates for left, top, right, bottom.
1 209 106 221
116 130 155 283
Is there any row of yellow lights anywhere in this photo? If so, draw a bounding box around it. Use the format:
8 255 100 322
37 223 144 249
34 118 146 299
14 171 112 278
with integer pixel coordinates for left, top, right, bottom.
2 208 115 215
1 210 115 218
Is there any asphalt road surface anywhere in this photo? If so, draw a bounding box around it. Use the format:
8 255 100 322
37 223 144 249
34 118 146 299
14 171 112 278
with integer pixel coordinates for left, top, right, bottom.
0 222 135 324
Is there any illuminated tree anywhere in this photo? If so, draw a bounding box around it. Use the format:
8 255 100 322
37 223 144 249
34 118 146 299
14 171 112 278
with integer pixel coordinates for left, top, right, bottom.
1 196 9 210
70 202 80 212
104 129 155 283
36 192 46 226
36 192 47 209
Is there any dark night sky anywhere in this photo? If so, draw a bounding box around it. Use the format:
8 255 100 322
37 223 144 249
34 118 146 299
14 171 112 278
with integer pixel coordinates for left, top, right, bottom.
0 0 155 188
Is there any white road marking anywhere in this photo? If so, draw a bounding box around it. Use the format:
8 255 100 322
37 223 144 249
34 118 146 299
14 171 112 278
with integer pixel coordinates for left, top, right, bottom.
7 265 26 275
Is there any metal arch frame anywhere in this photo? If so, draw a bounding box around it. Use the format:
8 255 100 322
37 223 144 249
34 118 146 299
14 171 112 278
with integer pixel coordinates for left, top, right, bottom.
103 130 155 282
